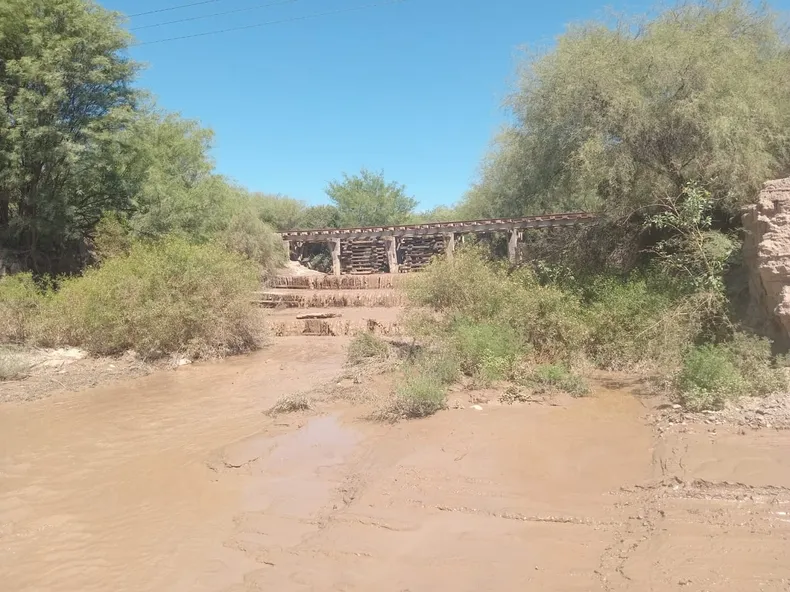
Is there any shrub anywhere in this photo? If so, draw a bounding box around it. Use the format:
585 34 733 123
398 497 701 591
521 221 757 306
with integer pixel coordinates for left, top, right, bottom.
676 344 745 411
726 332 787 397
503 279 587 360
675 332 787 411
413 348 460 386
267 393 312 415
93 214 133 261
584 276 693 369
35 238 261 359
405 245 516 319
347 331 390 365
450 319 522 384
0 273 45 343
0 347 29 381
389 371 447 419
528 363 589 397
407 247 586 361
217 212 285 276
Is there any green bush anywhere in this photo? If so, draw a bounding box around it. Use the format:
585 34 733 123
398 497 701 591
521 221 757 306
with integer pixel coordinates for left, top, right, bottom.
35 238 261 359
347 331 390 365
584 276 692 369
0 273 45 343
217 210 285 275
407 247 586 361
404 243 787 411
391 371 447 418
413 349 460 385
450 319 522 384
503 279 587 360
406 245 516 320
528 363 589 397
93 214 133 261
726 332 787 397
675 333 787 411
676 344 744 411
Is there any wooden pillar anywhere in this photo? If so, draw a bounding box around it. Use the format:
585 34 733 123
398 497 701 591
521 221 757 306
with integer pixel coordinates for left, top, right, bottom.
508 229 519 264
384 236 399 273
330 238 341 276
445 232 456 261
282 239 291 261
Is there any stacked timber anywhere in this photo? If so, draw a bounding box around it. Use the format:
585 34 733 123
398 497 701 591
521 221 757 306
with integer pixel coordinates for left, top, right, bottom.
340 238 388 275
399 236 445 272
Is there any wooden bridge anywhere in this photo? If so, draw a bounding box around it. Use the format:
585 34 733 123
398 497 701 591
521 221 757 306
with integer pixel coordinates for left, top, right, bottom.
280 212 596 275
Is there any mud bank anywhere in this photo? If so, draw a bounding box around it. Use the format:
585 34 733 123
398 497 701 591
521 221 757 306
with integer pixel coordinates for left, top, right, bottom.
2 349 789 591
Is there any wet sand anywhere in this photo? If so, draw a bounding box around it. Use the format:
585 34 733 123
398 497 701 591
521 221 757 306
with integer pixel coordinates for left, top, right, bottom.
2 339 790 591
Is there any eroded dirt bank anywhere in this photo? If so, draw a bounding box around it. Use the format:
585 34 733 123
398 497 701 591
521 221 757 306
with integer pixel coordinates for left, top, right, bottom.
2 343 790 591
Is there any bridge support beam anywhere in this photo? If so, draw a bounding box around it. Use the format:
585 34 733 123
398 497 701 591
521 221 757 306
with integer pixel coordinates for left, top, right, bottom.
508 229 519 264
330 238 341 276
445 232 456 261
282 239 291 261
384 236 399 273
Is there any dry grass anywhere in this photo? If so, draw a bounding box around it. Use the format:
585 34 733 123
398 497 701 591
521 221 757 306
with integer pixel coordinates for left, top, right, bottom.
347 332 391 364
256 290 406 308
268 319 401 337
267 392 313 415
0 273 43 343
0 347 29 381
269 274 407 290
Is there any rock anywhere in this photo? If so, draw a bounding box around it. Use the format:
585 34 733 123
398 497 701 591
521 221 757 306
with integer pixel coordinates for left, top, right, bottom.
176 358 192 366
672 404 681 410
742 177 790 349
471 405 483 411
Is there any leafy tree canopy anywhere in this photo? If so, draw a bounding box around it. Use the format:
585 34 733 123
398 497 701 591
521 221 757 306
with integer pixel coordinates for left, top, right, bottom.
326 168 417 227
462 0 790 219
251 194 339 231
0 0 139 270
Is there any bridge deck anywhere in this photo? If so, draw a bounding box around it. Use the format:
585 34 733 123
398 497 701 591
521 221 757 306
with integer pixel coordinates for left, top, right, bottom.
280 212 596 241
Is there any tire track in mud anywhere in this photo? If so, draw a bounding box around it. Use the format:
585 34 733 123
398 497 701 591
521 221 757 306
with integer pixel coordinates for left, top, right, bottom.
597 425 790 591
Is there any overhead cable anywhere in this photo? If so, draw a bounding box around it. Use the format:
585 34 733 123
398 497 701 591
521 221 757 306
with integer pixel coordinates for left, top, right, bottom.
135 0 406 46
131 0 298 31
129 0 227 18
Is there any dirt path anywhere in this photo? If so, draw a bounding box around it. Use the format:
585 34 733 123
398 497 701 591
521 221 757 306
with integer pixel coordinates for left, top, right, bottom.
2 340 790 591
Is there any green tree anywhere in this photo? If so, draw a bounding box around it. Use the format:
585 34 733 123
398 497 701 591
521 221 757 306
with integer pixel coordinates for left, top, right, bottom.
252 193 306 231
463 0 790 219
250 194 339 231
326 168 417 227
0 0 139 270
410 205 461 224
126 112 240 242
114 112 283 270
300 204 339 229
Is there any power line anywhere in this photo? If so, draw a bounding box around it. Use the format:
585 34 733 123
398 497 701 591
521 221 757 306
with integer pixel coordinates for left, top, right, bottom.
131 0 297 31
135 0 406 46
129 0 227 18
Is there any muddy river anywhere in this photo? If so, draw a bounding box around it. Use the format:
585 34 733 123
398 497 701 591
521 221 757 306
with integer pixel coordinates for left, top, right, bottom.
2 339 790 591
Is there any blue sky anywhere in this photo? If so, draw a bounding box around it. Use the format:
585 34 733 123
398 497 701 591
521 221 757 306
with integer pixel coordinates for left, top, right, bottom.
100 0 784 209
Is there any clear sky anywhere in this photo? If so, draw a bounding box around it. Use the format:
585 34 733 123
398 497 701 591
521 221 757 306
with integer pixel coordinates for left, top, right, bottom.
99 0 785 209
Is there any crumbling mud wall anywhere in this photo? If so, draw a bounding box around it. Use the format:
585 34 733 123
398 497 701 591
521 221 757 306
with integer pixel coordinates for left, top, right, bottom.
742 178 790 350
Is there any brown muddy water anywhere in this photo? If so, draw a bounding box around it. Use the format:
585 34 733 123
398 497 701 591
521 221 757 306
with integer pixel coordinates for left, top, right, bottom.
2 340 790 591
